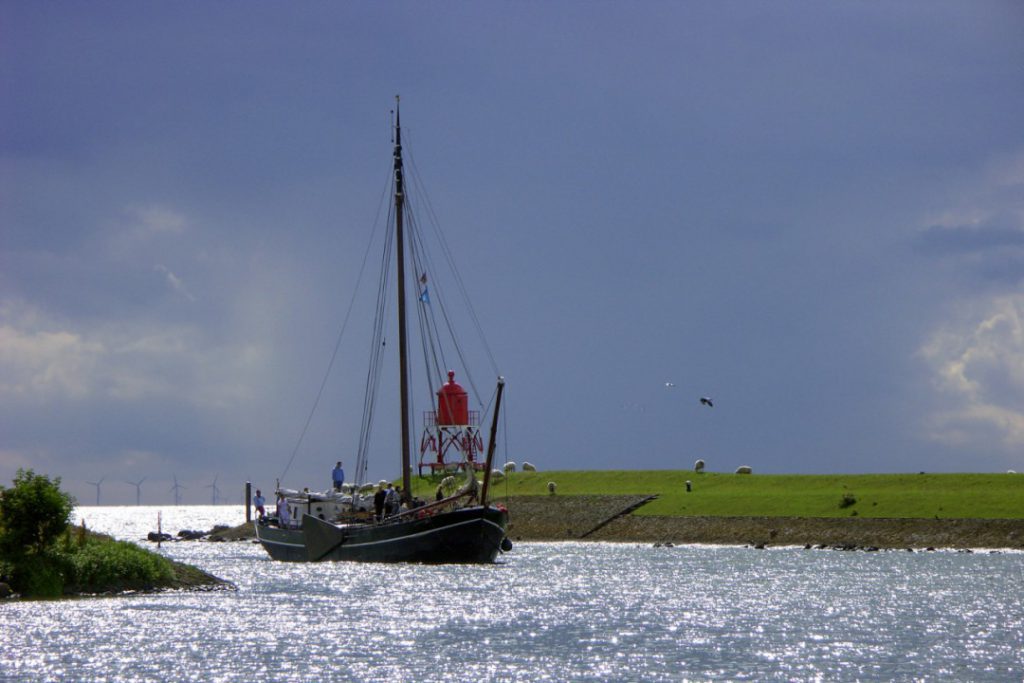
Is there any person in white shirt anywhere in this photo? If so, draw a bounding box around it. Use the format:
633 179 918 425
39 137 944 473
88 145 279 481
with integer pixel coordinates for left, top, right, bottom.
276 493 291 527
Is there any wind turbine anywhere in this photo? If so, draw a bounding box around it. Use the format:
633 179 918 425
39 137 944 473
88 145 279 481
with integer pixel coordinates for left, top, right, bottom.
86 477 105 505
205 474 221 505
169 474 186 506
125 477 146 505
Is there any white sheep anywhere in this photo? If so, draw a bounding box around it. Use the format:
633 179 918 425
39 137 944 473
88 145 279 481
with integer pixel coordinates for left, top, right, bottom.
490 469 504 479
547 481 557 494
522 462 537 471
694 459 705 473
504 462 517 473
735 465 753 475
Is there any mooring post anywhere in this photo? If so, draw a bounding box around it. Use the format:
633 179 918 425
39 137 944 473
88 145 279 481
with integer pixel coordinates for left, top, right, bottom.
245 481 252 523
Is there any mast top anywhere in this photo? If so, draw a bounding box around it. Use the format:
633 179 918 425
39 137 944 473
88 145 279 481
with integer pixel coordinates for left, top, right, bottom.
393 96 404 197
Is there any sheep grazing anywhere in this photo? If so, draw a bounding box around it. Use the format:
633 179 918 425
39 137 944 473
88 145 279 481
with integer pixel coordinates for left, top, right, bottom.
491 469 504 479
547 481 557 494
504 462 517 473
694 459 705 473
522 462 537 472
735 465 753 475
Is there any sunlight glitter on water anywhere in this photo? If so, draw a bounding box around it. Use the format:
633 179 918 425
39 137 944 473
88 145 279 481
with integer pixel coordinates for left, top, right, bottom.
3 510 1024 681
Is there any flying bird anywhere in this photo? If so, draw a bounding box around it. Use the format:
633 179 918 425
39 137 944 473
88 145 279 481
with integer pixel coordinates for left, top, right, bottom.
700 397 714 407
665 382 675 388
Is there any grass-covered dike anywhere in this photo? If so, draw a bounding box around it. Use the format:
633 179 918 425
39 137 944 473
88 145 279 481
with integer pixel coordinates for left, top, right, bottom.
407 469 1024 548
0 470 230 599
466 470 1024 519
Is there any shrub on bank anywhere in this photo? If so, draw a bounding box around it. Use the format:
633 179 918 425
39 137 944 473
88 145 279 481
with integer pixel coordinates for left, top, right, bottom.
0 469 75 557
0 469 176 598
65 534 175 594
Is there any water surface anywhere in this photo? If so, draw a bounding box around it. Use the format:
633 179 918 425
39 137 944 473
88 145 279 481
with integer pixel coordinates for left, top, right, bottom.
2 506 1021 681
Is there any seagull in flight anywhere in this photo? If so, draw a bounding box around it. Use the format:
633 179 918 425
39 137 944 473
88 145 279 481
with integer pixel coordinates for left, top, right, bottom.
700 397 714 407
665 382 675 388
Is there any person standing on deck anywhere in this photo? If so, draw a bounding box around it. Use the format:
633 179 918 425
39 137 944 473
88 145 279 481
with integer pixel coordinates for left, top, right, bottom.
332 461 345 492
276 493 291 528
253 489 266 521
373 485 387 523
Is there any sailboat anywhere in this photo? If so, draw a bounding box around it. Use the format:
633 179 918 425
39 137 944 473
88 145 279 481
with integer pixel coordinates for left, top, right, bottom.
255 100 510 563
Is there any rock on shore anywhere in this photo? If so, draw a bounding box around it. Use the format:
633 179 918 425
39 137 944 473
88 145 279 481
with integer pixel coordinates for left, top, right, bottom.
165 560 234 592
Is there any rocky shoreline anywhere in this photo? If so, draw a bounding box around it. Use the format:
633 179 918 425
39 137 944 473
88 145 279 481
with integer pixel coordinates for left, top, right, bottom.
496 495 1024 550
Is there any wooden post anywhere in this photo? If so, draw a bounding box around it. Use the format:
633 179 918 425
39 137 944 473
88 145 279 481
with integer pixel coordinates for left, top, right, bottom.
245 481 252 523
479 377 505 507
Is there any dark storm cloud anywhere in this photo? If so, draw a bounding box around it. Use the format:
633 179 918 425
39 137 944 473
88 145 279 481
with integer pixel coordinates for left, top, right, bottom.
3 2 1024 501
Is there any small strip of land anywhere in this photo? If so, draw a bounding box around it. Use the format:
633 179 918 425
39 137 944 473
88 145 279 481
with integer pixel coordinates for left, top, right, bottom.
219 493 1024 550
496 495 1024 549
216 471 1024 550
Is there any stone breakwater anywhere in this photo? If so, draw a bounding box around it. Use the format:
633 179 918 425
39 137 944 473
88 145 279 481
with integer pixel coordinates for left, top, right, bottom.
496 495 1024 550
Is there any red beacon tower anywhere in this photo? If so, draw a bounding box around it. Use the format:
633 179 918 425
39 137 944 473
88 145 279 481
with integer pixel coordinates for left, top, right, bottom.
419 370 484 475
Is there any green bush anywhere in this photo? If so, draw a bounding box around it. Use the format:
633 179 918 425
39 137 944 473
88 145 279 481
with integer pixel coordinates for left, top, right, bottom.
21 551 72 598
0 470 75 558
0 548 74 598
0 470 177 597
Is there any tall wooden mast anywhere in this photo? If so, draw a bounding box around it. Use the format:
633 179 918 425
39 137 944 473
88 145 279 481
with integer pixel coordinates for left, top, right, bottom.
393 96 413 497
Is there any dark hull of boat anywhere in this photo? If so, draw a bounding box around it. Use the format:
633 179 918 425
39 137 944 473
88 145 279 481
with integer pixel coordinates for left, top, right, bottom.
255 505 508 564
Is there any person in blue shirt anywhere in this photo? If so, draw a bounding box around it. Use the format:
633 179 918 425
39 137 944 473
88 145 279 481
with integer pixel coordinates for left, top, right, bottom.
332 461 345 491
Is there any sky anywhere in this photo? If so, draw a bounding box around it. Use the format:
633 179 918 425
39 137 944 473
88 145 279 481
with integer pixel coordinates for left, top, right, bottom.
2 1 1024 505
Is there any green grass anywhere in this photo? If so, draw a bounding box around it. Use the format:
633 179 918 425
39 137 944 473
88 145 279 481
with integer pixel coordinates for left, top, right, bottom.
2 528 178 597
410 470 1024 520
63 533 175 594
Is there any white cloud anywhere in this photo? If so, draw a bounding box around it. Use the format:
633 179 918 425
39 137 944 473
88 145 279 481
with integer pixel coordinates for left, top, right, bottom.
920 149 1024 228
0 324 103 399
913 148 1024 464
127 205 187 236
0 301 267 409
154 264 197 301
919 294 1024 450
105 204 191 262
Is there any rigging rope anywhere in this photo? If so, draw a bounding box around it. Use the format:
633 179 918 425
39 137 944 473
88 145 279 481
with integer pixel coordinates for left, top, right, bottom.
403 141 494 408
405 135 502 380
278 170 392 485
355 190 396 484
